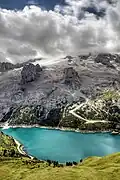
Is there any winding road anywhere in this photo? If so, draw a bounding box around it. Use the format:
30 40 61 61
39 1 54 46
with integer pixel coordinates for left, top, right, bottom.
69 99 108 124
14 139 26 155
14 139 34 159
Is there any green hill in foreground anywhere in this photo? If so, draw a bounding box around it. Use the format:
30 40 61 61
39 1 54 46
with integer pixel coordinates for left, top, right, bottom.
0 153 120 180
0 132 120 180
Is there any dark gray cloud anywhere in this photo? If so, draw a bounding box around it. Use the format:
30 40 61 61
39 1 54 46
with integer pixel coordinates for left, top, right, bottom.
0 1 120 63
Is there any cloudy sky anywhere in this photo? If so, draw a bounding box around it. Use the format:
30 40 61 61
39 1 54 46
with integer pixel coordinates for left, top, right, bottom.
0 0 119 63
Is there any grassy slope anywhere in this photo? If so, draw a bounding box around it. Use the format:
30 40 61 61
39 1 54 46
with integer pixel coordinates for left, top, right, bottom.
0 153 120 180
0 130 120 180
0 131 20 157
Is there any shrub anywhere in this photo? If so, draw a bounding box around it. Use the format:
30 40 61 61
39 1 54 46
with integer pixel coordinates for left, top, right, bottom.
66 162 73 166
73 161 78 165
80 159 83 163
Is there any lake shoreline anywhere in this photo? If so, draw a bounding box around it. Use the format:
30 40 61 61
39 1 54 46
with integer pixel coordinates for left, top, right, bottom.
0 124 119 135
9 134 35 160
1 125 120 163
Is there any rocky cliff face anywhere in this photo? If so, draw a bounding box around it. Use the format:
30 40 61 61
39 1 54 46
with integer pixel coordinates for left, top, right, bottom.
0 53 120 130
1 90 120 132
0 58 42 73
21 63 42 84
94 53 120 68
64 67 81 88
0 62 15 72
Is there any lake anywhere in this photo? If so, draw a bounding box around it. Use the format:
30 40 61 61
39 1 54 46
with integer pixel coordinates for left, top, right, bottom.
1 128 120 163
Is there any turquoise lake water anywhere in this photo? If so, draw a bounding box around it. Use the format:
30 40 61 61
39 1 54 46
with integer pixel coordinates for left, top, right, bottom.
1 128 120 163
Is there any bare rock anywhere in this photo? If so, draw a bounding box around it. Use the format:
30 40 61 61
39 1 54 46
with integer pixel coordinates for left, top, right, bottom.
114 55 120 63
64 67 81 88
21 63 42 84
78 54 90 60
0 62 15 72
36 64 42 73
94 53 115 68
64 56 73 62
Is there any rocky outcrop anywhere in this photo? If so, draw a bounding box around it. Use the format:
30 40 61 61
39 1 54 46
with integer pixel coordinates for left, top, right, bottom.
45 108 62 126
64 56 73 62
78 54 90 60
21 63 42 84
0 62 15 72
113 55 120 63
94 54 115 68
64 67 81 88
0 107 14 123
1 105 62 127
0 58 44 73
36 64 42 72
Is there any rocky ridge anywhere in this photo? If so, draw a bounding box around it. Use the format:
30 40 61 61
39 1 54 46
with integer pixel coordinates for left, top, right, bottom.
0 53 120 131
21 63 42 84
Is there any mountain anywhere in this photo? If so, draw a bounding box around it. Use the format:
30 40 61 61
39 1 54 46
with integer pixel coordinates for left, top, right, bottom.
0 53 120 131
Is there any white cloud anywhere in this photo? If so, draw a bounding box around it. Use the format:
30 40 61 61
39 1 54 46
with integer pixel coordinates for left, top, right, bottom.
0 1 120 64
54 0 109 17
27 0 39 5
